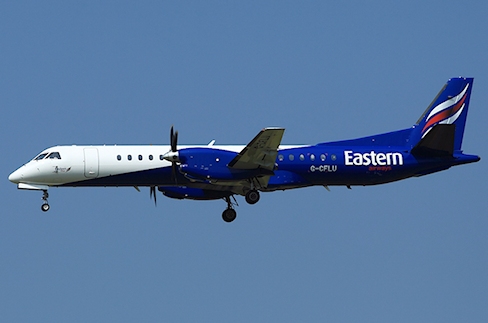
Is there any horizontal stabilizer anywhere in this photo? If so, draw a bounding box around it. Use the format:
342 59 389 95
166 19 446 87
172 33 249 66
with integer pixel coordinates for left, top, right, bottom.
411 124 455 157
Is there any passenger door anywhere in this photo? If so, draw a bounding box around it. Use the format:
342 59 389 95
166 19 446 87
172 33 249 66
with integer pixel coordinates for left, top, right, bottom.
83 148 99 178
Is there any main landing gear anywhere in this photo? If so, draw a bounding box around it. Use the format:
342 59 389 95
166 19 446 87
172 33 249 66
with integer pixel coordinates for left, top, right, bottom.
41 190 50 212
222 196 237 223
245 189 260 204
221 190 260 223
222 208 237 223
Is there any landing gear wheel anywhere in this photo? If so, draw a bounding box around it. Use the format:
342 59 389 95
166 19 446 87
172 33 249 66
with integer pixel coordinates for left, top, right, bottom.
40 190 50 212
245 190 260 205
222 208 237 223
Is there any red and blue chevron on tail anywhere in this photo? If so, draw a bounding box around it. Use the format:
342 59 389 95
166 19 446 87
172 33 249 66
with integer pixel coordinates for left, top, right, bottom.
414 77 474 152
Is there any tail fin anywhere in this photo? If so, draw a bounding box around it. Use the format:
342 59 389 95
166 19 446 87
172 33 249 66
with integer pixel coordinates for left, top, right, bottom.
410 77 474 155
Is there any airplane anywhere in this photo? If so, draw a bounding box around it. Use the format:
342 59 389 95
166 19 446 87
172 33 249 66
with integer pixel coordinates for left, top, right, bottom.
9 77 480 222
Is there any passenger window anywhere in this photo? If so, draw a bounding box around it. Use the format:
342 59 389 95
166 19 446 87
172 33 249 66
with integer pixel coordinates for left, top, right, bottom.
47 152 61 159
160 155 164 161
138 155 143 161
117 155 121 161
310 154 315 161
149 155 153 160
289 154 294 161
278 154 284 162
299 154 305 161
128 155 132 161
320 154 327 161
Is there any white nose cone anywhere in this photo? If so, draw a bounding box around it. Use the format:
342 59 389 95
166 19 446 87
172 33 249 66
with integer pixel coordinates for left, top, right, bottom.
163 151 180 163
8 169 23 183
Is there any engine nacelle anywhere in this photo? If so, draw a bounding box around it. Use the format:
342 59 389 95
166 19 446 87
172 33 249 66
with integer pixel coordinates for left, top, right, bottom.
158 186 231 200
177 147 272 182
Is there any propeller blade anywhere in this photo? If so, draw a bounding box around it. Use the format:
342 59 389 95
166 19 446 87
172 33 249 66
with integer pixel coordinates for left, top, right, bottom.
172 163 178 184
170 126 178 152
169 125 179 183
150 186 157 206
174 130 178 151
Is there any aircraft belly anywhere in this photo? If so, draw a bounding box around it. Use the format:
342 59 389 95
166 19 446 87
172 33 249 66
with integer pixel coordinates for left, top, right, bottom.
59 166 173 187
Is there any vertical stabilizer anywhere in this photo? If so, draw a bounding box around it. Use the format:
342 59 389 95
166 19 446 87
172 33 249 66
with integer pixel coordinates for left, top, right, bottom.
411 77 473 153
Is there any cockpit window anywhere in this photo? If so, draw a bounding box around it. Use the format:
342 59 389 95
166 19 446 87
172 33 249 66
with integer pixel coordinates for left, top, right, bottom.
47 152 61 159
34 153 48 161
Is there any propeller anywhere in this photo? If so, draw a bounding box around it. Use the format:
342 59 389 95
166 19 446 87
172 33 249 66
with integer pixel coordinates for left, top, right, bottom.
149 126 180 206
164 125 180 183
148 126 179 206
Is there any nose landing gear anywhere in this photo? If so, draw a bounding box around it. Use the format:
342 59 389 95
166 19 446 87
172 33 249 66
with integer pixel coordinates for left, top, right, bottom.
41 190 50 212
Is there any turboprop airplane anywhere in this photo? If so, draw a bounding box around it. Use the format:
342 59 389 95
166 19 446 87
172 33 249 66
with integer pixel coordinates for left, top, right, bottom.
9 77 480 222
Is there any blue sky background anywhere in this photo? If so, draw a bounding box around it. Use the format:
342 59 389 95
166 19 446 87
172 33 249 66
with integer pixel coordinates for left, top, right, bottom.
1 1 487 322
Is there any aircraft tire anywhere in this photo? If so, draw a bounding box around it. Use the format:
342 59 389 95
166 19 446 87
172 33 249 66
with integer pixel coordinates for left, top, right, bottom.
245 190 260 205
222 209 237 223
41 203 50 212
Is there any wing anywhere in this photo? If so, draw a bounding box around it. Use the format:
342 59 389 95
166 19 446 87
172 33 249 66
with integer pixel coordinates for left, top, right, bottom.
228 127 285 171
